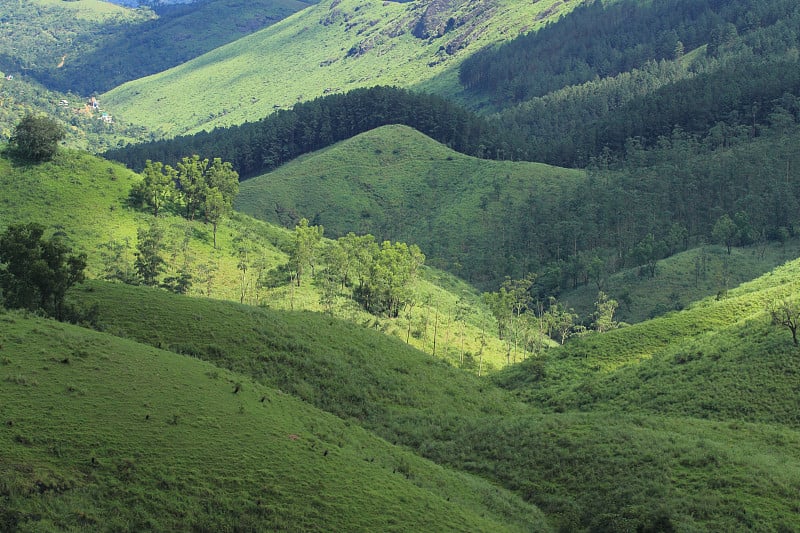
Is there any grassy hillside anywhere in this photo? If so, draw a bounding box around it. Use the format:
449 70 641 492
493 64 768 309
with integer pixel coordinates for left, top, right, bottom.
5 146 800 529
0 0 315 97
0 310 546 531
100 0 584 135
495 255 800 419
0 148 518 371
63 264 800 531
558 240 800 323
236 124 584 286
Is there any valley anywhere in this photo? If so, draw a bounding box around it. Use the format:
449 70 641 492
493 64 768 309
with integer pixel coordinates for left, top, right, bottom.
2 0 800 530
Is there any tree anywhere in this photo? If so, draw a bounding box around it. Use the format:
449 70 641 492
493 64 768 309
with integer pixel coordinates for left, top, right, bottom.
547 297 578 345
768 300 799 347
712 214 738 255
175 155 209 220
204 188 227 249
133 160 175 217
592 291 619 333
134 221 166 286
0 223 86 320
290 218 324 286
9 114 65 162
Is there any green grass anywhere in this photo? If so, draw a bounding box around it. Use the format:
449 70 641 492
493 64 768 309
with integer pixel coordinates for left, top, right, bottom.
494 255 800 420
236 124 585 287
0 148 517 371
62 271 800 531
100 0 585 136
559 240 800 323
0 310 547 531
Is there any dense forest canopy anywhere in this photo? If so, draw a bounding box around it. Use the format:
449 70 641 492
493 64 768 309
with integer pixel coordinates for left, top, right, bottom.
103 86 513 178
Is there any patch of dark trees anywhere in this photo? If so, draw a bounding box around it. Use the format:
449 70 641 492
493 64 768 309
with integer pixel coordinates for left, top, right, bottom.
103 86 513 179
459 0 799 105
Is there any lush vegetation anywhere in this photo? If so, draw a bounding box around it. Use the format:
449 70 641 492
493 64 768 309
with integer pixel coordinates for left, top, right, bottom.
104 86 512 178
4 1 800 530
234 121 800 303
57 256 800 532
0 147 516 371
98 0 582 135
0 0 313 96
476 0 800 166
0 310 544 531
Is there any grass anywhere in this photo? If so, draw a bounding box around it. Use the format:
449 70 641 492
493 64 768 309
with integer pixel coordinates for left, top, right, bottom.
100 0 585 136
236 124 585 287
61 268 800 531
559 240 800 323
0 310 547 531
0 148 516 371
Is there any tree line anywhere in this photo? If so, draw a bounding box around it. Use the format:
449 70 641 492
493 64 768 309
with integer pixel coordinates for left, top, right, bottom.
104 86 513 179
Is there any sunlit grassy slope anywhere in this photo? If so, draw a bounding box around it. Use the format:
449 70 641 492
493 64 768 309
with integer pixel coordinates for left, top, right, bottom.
5 146 800 530
62 266 800 532
0 310 547 531
236 124 584 285
558 240 800 323
0 148 516 371
495 254 800 425
101 0 584 135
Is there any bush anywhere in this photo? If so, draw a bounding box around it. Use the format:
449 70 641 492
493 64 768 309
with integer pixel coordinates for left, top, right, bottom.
9 114 66 163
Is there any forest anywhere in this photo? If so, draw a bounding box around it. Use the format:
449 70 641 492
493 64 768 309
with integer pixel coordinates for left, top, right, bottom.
104 86 512 178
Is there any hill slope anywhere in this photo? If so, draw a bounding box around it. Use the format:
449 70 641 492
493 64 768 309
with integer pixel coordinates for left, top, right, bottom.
0 0 315 97
62 264 800 532
100 0 583 135
0 310 546 531
235 124 584 286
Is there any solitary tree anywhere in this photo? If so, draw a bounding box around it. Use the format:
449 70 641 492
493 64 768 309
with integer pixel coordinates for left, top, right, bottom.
134 222 166 286
712 214 738 255
9 114 65 163
0 222 86 319
769 300 800 347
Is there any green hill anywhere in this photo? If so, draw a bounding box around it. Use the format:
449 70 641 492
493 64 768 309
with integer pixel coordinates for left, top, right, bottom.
0 0 315 97
61 262 800 531
0 310 546 531
100 0 583 136
0 147 518 371
4 145 800 530
236 124 585 286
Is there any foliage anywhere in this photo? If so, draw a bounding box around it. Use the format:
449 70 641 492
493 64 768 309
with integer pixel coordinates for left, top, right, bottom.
105 86 512 179
8 113 65 162
0 222 86 319
134 220 166 286
98 0 579 136
768 299 800 346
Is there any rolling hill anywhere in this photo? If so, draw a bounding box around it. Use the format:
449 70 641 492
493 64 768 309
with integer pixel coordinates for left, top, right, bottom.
0 147 520 371
0 310 546 531
235 124 585 286
99 0 583 135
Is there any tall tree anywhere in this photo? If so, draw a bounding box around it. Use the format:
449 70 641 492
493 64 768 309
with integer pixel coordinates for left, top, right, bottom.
134 221 166 286
133 160 175 217
176 155 209 221
290 218 324 286
712 214 738 255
